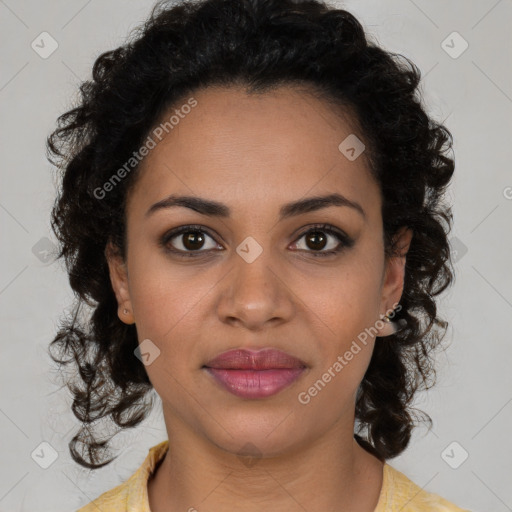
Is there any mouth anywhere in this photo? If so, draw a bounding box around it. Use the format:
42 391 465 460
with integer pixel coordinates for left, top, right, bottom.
203 348 307 399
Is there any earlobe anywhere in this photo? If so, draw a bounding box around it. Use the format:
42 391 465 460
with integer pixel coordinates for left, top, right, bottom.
105 241 135 325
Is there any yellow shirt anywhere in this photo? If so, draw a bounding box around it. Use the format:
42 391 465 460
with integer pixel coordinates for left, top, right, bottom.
76 440 470 511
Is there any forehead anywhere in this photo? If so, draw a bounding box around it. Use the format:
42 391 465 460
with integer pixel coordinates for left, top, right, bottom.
127 84 380 220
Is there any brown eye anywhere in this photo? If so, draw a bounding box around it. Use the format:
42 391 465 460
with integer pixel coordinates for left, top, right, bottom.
181 231 206 251
161 225 221 256
292 224 354 257
304 231 328 251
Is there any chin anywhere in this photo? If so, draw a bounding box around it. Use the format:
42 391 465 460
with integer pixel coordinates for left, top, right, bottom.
199 406 313 460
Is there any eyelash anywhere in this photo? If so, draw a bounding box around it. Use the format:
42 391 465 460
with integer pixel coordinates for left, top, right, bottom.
159 223 354 259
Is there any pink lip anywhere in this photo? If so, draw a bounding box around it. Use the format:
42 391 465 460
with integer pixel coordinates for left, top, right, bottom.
203 349 307 399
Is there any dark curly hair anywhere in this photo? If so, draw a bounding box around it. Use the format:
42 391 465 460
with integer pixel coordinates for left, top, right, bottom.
47 0 455 469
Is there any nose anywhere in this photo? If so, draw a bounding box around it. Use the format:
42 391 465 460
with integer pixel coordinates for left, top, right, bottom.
215 248 295 331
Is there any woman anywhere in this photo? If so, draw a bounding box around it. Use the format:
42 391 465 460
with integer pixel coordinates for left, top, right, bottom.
47 0 469 510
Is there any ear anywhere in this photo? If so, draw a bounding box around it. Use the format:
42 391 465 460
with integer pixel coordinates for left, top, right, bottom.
105 241 135 325
378 226 413 317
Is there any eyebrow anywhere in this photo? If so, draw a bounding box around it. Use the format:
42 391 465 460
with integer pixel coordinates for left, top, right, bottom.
145 192 366 220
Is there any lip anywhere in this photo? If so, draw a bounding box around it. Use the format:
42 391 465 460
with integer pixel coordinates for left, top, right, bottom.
203 348 307 399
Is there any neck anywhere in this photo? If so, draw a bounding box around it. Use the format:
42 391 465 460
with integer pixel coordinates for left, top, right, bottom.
148 413 384 512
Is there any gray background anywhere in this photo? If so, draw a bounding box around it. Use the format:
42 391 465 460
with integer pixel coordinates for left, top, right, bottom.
1 0 511 510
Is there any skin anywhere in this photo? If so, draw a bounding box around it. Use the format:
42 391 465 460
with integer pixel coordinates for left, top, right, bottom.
106 84 413 512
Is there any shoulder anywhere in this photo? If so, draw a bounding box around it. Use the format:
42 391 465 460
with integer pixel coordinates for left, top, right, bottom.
75 440 169 512
375 463 471 512
76 479 130 512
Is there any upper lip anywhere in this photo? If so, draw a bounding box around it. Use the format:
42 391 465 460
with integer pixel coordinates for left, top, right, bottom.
203 348 307 370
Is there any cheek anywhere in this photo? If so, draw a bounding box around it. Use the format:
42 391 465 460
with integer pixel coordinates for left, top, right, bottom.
125 248 192 340
297 255 383 400
307 257 383 340
298 301 378 414
125 251 218 368
126 266 202 395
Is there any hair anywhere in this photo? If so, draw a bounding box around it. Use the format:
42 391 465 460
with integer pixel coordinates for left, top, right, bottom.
47 0 455 469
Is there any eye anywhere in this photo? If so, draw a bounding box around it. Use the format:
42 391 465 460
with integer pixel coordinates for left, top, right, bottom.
291 224 354 257
160 225 222 257
160 223 354 259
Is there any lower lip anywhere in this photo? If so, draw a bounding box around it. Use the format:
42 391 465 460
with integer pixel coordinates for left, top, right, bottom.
204 368 306 399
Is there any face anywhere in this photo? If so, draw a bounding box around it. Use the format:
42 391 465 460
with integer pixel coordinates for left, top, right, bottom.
107 85 412 458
